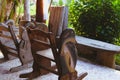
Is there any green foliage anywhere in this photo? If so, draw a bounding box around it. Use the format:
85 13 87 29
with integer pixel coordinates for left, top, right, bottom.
114 37 120 65
0 0 22 23
69 0 120 65
59 0 63 6
65 0 72 6
69 0 120 43
52 0 63 6
115 54 120 65
52 0 72 6
0 0 7 22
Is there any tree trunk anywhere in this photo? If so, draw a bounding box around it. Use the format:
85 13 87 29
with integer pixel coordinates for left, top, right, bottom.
24 0 31 21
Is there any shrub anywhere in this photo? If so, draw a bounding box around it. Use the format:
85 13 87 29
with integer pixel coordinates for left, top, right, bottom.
69 0 120 43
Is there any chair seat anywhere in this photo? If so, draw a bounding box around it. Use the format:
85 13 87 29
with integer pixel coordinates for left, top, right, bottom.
36 48 55 61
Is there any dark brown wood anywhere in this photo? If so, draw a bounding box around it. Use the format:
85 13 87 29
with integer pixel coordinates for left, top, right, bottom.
49 6 68 37
26 25 52 76
25 27 87 80
36 0 44 22
96 52 115 68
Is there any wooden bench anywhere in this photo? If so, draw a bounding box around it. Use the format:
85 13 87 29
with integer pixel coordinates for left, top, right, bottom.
76 36 120 69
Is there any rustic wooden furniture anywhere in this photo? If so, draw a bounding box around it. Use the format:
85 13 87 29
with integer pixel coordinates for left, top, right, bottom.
76 36 120 69
20 6 87 80
0 20 19 60
0 20 33 72
25 27 87 80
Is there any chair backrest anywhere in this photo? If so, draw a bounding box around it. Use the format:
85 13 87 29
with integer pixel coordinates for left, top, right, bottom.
48 6 68 37
27 23 50 51
5 20 19 49
8 25 19 50
0 25 18 48
0 20 19 57
27 26 61 74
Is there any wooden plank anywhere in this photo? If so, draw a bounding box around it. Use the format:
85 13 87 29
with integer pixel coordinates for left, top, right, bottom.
49 6 66 36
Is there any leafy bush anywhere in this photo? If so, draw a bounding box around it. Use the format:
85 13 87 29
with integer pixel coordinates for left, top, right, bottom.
69 0 120 65
69 0 120 43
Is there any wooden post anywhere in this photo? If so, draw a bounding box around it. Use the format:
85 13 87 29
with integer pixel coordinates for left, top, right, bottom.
35 0 50 74
24 0 31 21
36 0 44 22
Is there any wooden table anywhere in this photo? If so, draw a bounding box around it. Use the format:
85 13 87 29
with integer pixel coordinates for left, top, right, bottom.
76 36 120 68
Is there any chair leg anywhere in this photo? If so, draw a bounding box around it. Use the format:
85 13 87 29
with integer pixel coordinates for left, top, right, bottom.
19 70 41 79
59 71 88 80
0 45 9 60
76 72 88 80
10 61 33 72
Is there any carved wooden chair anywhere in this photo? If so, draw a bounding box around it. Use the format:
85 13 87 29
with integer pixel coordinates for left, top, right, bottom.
20 6 87 80
0 20 33 72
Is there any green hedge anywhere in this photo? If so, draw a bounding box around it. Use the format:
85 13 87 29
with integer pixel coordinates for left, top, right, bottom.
68 0 120 65
69 0 120 43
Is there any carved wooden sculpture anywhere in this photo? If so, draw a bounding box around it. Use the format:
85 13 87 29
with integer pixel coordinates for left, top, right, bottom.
0 20 33 72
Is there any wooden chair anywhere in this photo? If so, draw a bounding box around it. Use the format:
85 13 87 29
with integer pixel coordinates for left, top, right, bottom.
26 27 87 80
0 20 19 60
20 6 87 80
0 20 33 72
